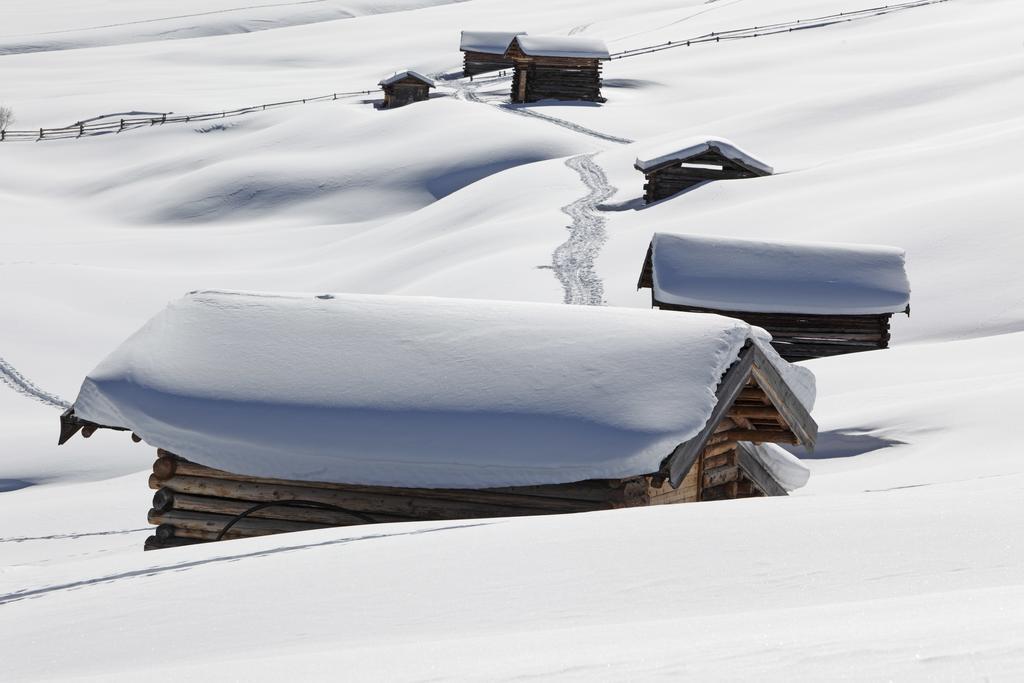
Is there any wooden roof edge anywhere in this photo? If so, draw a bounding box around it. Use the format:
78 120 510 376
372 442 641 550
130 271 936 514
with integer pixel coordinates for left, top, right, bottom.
634 147 772 177
664 343 755 487
735 442 788 497
57 407 129 446
749 344 818 450
637 243 654 290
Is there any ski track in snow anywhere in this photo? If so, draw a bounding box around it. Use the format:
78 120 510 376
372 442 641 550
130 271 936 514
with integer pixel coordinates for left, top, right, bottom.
443 75 635 145
552 154 616 306
0 356 71 410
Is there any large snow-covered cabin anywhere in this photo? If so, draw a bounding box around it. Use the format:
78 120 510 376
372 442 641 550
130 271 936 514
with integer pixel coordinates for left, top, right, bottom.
635 138 773 203
378 70 434 109
58 291 817 550
638 233 912 361
460 30 525 76
505 35 610 103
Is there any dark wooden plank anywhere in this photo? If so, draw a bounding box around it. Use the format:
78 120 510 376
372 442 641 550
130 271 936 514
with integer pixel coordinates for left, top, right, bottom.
666 344 755 487
736 442 788 497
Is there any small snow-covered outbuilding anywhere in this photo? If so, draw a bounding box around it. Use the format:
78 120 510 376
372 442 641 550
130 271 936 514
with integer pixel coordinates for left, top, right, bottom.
634 137 773 203
638 233 912 361
460 30 525 76
378 70 434 109
58 291 817 550
505 35 610 103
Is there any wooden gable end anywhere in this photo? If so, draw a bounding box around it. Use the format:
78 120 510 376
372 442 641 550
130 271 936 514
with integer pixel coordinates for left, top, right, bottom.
660 342 817 493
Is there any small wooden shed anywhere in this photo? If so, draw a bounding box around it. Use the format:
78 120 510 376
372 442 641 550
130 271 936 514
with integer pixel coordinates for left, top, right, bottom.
634 138 773 203
460 30 525 76
505 35 610 103
638 233 912 361
58 291 817 550
378 70 434 109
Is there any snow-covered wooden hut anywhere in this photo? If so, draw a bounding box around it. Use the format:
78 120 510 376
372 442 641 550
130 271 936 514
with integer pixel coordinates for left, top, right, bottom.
634 138 773 203
378 71 434 109
460 30 525 76
58 291 817 550
638 233 912 361
505 35 610 103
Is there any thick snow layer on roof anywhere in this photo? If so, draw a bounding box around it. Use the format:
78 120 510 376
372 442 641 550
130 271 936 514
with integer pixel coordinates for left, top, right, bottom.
634 136 774 174
378 70 434 87
514 35 610 59
747 443 811 491
647 233 911 316
69 290 780 488
459 30 525 54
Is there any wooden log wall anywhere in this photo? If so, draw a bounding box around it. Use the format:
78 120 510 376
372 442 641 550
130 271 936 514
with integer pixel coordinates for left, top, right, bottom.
642 164 759 203
653 303 894 361
511 59 605 103
145 451 657 549
463 51 514 77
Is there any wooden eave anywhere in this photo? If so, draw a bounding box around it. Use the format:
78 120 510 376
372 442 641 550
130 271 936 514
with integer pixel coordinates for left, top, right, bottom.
637 244 654 290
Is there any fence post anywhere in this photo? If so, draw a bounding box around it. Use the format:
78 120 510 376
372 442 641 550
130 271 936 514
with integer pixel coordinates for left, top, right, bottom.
120 119 125 131
1 130 5 142
79 123 84 136
39 128 44 140
162 113 167 124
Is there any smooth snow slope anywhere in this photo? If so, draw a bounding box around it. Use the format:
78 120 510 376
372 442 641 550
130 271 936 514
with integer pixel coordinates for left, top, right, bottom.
1 0 1023 679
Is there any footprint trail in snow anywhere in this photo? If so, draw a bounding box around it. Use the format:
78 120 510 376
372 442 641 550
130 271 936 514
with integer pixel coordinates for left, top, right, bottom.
552 154 617 306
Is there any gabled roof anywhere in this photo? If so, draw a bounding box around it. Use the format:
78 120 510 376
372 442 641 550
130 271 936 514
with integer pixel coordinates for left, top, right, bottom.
460 30 526 54
639 233 912 316
511 35 610 60
378 70 435 87
59 290 813 490
634 137 773 175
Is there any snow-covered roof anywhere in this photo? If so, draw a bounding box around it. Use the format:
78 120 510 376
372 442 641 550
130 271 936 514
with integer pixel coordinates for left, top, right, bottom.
378 70 434 87
67 290 810 489
513 35 610 60
642 233 911 316
634 137 773 175
460 30 526 54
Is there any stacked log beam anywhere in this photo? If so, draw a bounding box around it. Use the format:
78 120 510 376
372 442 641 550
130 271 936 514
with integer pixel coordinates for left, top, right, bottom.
463 51 514 77
652 302 895 362
145 452 652 550
510 60 605 103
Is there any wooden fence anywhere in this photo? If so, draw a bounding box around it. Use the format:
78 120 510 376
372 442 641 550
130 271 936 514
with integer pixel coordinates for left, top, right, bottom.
0 89 375 142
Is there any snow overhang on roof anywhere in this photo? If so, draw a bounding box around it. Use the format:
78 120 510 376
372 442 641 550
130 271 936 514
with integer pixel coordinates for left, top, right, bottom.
460 30 526 54
642 233 912 316
634 137 774 175
61 290 813 489
513 35 610 60
378 70 435 87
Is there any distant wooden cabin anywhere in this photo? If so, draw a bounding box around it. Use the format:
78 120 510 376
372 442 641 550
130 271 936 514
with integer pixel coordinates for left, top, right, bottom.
378 71 434 109
460 30 525 76
58 291 817 550
634 138 773 203
638 233 912 362
505 35 610 103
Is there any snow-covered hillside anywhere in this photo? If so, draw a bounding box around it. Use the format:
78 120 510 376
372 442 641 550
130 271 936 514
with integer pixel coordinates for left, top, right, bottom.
2 0 1023 679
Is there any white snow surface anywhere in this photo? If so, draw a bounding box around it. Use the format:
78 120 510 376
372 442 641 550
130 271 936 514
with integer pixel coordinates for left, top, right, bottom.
378 70 435 86
459 30 525 54
71 290 768 487
647 232 912 315
515 34 610 59
3 0 1024 679
634 135 774 174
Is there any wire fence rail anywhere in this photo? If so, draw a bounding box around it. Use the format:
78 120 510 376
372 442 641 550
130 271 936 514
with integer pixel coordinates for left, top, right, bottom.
609 0 949 59
0 89 375 142
0 0 950 143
